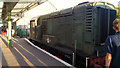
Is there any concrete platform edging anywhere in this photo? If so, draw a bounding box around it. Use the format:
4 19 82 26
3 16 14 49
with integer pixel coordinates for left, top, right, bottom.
24 38 75 68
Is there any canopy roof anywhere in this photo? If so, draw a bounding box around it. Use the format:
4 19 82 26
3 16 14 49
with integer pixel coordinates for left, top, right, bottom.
1 0 47 20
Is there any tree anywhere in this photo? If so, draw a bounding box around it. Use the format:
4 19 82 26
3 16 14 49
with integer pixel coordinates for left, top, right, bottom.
116 7 120 18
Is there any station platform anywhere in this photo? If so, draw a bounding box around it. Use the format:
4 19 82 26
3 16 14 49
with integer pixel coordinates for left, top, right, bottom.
0 35 73 68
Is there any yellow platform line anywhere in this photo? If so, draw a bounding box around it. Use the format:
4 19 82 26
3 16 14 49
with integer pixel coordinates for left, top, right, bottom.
12 40 48 67
0 36 20 66
1 36 34 66
13 47 34 66
0 36 2 67
2 36 48 67
12 37 19 42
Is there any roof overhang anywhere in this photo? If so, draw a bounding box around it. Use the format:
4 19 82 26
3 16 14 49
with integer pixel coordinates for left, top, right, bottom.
2 2 18 20
2 0 48 20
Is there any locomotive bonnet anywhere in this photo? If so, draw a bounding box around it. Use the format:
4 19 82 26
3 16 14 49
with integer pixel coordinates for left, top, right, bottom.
30 1 116 58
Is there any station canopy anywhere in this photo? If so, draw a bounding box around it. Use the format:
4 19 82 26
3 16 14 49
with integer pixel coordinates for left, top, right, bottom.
1 0 48 20
1 0 86 21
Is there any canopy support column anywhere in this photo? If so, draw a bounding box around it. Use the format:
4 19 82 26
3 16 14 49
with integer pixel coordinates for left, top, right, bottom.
8 12 12 47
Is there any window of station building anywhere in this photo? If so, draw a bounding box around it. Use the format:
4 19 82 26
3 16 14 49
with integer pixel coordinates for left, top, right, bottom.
32 21 35 28
35 20 37 26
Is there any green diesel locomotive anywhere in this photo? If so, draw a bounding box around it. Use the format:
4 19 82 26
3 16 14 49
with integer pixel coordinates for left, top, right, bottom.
30 1 116 67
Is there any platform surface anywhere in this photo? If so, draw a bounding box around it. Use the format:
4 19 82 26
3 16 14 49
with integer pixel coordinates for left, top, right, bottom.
0 35 71 68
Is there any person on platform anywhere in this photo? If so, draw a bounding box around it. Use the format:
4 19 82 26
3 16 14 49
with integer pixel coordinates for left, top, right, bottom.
105 18 120 68
2 26 7 36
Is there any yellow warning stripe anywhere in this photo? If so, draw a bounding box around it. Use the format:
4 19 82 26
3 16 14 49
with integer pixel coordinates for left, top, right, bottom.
1 35 34 66
0 36 20 66
12 40 48 66
12 37 19 42
2 35 48 67
13 47 34 66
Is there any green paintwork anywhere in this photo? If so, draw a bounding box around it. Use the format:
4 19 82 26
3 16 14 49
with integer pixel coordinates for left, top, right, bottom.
31 2 116 57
